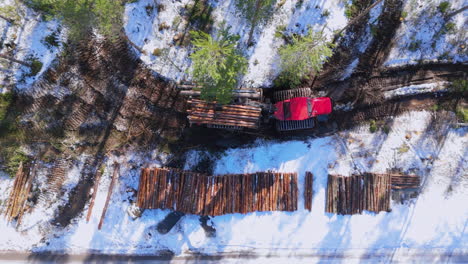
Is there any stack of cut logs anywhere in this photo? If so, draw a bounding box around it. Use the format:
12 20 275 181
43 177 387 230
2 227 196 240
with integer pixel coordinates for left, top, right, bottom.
326 173 391 214
136 168 298 216
4 162 35 226
304 172 313 211
187 99 261 129
389 173 421 189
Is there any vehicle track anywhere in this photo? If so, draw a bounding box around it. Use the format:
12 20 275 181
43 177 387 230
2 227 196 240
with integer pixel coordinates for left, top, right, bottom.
332 92 457 129
321 63 467 103
16 34 189 228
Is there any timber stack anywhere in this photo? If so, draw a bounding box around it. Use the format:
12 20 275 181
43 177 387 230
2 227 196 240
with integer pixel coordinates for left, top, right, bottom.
187 99 262 129
136 168 298 216
389 173 420 189
304 172 313 211
326 173 391 214
4 162 35 226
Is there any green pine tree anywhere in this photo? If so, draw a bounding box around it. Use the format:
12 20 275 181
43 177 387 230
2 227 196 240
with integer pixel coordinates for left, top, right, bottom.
278 29 334 87
190 27 248 104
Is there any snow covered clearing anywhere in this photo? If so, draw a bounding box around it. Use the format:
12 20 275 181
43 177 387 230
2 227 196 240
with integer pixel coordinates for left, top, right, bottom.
123 0 348 87
0 111 466 259
0 0 64 93
385 0 468 66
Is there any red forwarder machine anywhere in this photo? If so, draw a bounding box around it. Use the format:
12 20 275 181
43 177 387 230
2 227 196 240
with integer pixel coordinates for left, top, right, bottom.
180 86 333 132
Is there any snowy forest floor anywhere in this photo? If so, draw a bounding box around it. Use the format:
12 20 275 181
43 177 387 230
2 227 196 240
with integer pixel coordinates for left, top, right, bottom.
0 0 467 261
0 111 467 262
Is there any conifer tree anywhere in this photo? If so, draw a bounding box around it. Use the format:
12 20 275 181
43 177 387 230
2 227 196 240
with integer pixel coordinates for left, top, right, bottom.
278 29 334 87
190 27 248 104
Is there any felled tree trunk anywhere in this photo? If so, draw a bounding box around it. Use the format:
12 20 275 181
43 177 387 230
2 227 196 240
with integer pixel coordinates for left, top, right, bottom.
0 53 32 68
0 14 14 24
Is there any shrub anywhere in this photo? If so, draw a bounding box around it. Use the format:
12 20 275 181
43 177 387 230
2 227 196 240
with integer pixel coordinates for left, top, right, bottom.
456 107 468 123
383 125 390 134
26 0 124 42
5 150 30 177
274 24 287 38
344 2 359 19
400 11 408 19
398 143 410 153
443 22 456 34
438 1 450 14
0 92 13 122
29 58 43 76
437 51 450 60
158 22 170 31
157 4 165 12
172 16 182 29
43 31 60 49
322 9 330 17
408 40 421 52
152 48 162 56
369 119 377 133
295 0 304 9
370 25 378 37
451 79 468 94
277 0 286 8
145 5 154 16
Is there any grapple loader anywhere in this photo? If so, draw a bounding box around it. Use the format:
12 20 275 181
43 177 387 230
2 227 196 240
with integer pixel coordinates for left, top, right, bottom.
180 85 333 132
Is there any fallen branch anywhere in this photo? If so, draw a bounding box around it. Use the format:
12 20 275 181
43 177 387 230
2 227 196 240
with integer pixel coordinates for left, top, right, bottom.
86 165 105 222
98 163 119 230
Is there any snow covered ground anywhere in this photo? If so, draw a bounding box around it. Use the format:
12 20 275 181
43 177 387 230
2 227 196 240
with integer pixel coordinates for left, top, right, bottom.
0 0 64 93
124 0 348 87
385 0 468 66
0 111 466 261
383 81 449 98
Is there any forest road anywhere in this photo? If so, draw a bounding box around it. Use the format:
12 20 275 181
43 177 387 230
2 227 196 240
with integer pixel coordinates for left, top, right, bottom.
1 249 467 263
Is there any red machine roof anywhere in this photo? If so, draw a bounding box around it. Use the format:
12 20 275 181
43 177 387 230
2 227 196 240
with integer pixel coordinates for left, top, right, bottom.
273 97 332 121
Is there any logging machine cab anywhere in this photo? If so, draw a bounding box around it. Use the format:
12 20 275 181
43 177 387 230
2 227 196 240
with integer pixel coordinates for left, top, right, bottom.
273 97 333 121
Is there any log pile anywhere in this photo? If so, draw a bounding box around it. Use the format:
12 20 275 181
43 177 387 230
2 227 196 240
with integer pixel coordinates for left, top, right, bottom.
364 173 391 213
389 174 420 189
304 172 313 211
136 168 298 216
187 99 261 129
4 162 35 226
326 173 391 214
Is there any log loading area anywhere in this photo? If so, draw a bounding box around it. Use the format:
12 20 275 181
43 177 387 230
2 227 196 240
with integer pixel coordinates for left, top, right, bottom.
136 168 298 216
136 168 421 216
326 173 421 215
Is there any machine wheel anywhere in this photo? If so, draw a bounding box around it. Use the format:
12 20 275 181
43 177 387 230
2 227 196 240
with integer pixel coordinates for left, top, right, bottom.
273 88 312 102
